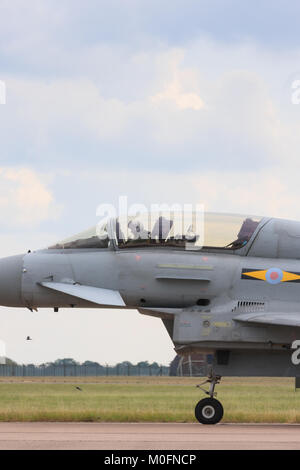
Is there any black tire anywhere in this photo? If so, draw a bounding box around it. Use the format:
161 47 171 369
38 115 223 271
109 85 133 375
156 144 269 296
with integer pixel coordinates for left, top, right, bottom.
195 398 224 424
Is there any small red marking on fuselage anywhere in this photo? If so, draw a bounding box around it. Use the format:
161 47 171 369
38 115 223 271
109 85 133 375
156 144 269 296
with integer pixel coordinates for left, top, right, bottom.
135 255 141 261
270 271 279 280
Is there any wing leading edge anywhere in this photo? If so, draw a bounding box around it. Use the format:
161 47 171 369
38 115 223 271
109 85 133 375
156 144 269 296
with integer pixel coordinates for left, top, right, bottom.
39 282 126 307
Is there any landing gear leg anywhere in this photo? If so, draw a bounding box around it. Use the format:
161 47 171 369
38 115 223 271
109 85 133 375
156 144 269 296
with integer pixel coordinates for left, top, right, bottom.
195 375 223 424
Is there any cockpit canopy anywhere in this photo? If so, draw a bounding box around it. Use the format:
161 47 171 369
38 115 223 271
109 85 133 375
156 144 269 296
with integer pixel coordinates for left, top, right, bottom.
49 212 263 252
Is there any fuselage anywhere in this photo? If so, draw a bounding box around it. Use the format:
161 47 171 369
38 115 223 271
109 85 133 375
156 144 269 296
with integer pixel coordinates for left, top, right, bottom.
3 248 300 312
2 212 300 368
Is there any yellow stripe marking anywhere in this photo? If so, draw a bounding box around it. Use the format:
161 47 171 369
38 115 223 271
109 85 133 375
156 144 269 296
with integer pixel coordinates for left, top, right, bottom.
243 270 267 281
281 271 300 282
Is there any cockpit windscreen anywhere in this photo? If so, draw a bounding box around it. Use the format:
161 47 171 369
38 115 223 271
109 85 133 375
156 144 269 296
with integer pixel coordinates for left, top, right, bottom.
48 212 262 251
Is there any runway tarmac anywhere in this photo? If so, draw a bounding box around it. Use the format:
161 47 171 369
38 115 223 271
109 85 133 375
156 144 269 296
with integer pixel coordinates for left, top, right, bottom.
0 422 300 450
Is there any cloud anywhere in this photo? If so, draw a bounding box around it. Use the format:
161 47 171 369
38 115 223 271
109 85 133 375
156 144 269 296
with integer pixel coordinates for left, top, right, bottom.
63 166 300 224
1 9 300 229
0 45 289 173
0 167 62 227
152 86 204 110
2 0 300 63
151 56 205 111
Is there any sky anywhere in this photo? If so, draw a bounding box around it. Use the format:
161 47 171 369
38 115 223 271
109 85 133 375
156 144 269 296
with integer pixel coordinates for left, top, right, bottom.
1 0 300 365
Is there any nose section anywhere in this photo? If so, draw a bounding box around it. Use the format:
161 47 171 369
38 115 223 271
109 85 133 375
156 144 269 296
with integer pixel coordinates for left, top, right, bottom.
0 254 24 306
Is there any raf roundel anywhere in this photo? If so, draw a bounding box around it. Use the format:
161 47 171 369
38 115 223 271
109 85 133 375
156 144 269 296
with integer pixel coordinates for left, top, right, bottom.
265 268 283 284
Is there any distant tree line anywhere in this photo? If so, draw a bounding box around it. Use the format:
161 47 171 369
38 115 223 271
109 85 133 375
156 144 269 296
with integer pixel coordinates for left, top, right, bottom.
0 357 173 377
3 357 169 368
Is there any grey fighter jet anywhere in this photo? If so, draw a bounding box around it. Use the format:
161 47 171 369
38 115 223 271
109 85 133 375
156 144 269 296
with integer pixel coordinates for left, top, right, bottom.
2 211 300 424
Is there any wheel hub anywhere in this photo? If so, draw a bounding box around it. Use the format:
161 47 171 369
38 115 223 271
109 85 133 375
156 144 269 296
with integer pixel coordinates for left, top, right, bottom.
202 405 215 419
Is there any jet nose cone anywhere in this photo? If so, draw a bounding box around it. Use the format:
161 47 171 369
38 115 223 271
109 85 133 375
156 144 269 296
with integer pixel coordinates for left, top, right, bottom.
0 254 24 307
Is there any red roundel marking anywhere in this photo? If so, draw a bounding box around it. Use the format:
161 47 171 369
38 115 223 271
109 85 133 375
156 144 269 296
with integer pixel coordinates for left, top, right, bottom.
270 271 279 280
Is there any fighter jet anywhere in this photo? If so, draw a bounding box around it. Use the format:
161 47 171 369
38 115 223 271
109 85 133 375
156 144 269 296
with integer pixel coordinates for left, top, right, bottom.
2 211 300 424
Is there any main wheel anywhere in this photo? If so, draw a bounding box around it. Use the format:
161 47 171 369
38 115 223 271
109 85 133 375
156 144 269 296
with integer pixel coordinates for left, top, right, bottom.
195 398 224 424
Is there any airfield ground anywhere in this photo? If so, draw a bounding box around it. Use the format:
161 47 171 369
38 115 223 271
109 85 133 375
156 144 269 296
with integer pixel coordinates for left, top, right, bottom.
0 376 299 423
